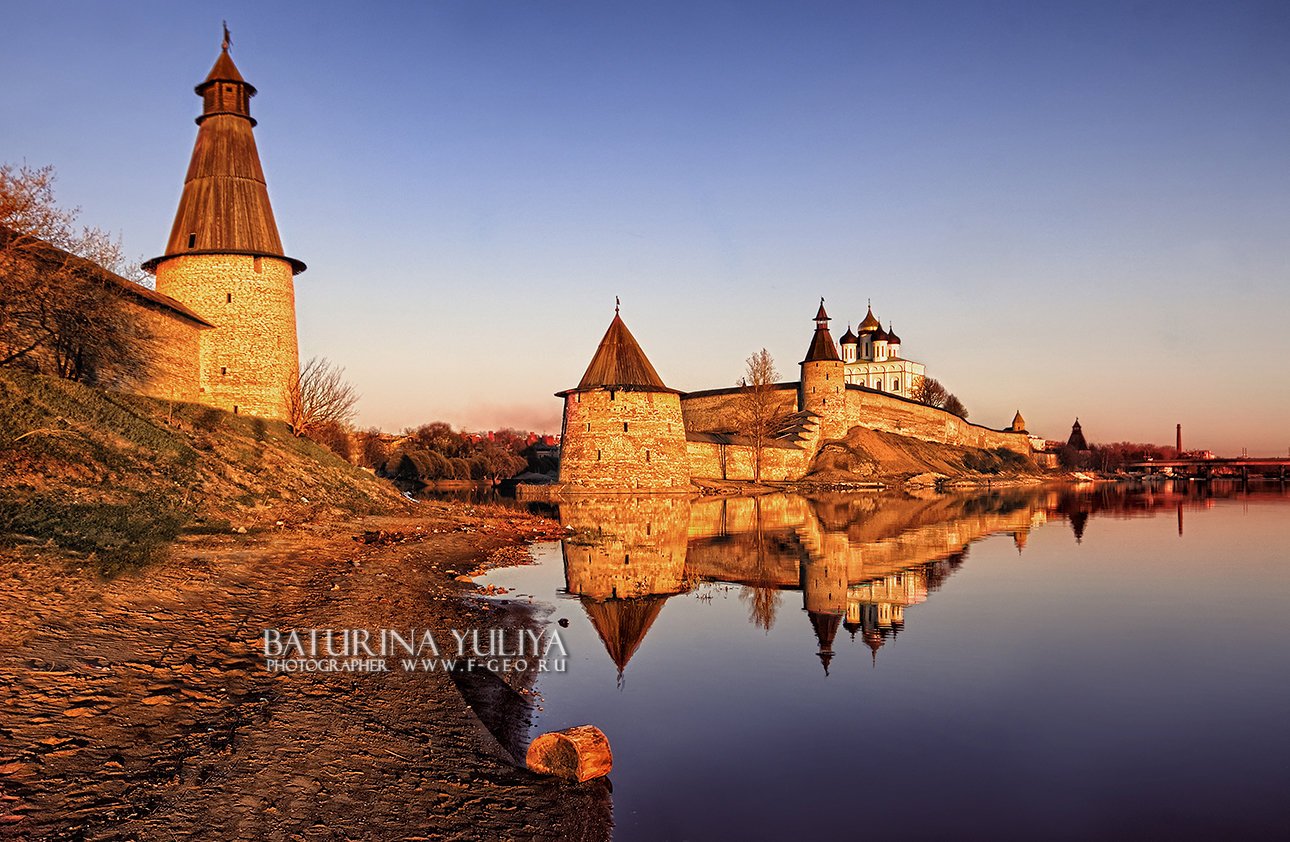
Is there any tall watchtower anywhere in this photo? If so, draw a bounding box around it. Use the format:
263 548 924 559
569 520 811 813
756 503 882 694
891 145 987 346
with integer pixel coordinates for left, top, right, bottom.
143 31 305 421
799 299 847 443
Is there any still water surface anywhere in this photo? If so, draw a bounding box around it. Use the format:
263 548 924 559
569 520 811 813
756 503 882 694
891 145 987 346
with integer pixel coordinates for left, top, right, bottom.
481 483 1290 840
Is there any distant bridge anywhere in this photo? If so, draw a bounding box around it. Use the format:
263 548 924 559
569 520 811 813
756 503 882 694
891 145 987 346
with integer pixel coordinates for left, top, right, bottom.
1128 457 1290 480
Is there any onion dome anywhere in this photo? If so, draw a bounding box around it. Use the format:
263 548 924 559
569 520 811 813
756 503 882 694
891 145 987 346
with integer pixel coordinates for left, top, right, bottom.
839 325 858 345
886 323 901 344
857 304 882 333
872 325 890 343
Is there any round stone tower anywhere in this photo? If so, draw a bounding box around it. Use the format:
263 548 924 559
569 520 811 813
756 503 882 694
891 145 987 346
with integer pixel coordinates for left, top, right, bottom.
557 308 690 491
799 299 848 443
143 34 305 421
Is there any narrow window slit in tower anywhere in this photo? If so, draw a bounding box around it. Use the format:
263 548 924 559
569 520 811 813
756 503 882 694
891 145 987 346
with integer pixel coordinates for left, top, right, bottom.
226 293 232 303
233 406 239 414
187 233 197 249
623 422 629 432
221 367 227 376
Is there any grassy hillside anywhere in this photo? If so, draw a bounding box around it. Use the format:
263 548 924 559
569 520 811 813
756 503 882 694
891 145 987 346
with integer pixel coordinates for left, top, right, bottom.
0 370 409 571
807 426 1040 484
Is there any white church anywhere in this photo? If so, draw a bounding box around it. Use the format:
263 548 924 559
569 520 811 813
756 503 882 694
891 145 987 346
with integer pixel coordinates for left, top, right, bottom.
837 304 927 395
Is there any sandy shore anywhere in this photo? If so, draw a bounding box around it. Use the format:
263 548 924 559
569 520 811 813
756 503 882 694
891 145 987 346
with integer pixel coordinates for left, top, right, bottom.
0 501 611 841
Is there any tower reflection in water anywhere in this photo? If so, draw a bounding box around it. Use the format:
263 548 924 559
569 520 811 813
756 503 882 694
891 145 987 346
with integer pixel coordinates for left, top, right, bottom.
554 481 1272 677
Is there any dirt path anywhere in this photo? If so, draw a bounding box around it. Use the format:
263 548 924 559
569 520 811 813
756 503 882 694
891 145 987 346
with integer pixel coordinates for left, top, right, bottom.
0 502 611 841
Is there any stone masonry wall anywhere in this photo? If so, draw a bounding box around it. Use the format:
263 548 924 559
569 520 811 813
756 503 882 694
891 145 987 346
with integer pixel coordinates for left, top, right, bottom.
112 301 204 404
680 387 798 433
155 254 299 421
684 440 811 482
558 388 691 491
842 386 1032 455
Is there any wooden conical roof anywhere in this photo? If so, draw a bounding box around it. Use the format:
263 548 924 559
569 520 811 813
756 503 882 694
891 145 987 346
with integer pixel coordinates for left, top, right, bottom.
573 313 673 392
144 46 304 274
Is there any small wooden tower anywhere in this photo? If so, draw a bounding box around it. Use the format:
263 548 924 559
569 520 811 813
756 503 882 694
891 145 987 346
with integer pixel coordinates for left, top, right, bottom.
144 29 304 421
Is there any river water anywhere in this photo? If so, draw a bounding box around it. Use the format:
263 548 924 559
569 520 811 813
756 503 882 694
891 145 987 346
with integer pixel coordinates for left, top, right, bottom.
480 482 1290 840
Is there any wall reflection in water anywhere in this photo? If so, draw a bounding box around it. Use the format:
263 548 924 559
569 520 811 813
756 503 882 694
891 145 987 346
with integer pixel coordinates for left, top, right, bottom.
555 480 1283 677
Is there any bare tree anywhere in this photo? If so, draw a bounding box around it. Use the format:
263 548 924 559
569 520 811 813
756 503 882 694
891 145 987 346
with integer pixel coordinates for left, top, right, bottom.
942 394 969 420
910 375 949 408
733 348 785 483
289 356 360 438
911 375 969 420
1 163 148 384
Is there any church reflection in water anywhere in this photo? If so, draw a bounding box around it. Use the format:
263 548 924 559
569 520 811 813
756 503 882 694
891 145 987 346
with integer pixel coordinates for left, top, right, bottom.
555 481 1271 675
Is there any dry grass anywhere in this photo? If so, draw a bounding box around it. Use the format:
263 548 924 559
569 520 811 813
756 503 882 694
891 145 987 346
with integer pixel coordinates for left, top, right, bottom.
0 369 408 572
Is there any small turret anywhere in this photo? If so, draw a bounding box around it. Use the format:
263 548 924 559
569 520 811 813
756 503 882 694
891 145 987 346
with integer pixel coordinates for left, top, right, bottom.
1011 410 1028 433
1068 418 1089 451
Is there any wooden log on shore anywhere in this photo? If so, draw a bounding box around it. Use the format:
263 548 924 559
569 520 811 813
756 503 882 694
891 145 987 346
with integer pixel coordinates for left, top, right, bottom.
525 725 612 782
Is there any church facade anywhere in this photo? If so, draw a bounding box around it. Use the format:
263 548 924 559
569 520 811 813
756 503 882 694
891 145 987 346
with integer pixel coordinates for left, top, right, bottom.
838 304 926 396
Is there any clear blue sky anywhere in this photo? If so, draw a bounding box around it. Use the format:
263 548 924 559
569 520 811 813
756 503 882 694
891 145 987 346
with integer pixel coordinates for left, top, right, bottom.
6 1 1289 454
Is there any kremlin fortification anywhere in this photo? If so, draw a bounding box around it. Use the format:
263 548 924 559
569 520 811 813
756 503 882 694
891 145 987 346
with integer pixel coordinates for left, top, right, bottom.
554 300 1033 491
29 37 1033 486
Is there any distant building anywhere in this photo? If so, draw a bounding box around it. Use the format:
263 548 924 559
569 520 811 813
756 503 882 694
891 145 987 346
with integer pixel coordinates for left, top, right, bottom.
1068 418 1089 450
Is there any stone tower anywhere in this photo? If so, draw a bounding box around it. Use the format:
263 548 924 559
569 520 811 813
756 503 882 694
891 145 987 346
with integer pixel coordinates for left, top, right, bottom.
143 35 305 421
799 299 847 443
557 308 690 491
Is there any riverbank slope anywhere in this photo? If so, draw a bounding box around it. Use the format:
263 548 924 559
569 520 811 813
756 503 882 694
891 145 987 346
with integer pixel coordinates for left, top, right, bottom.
0 372 611 839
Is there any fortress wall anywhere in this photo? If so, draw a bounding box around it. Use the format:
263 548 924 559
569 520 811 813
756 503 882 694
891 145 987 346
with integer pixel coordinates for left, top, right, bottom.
685 439 811 482
558 388 691 490
115 302 204 404
679 387 798 432
842 387 1032 455
155 254 299 421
